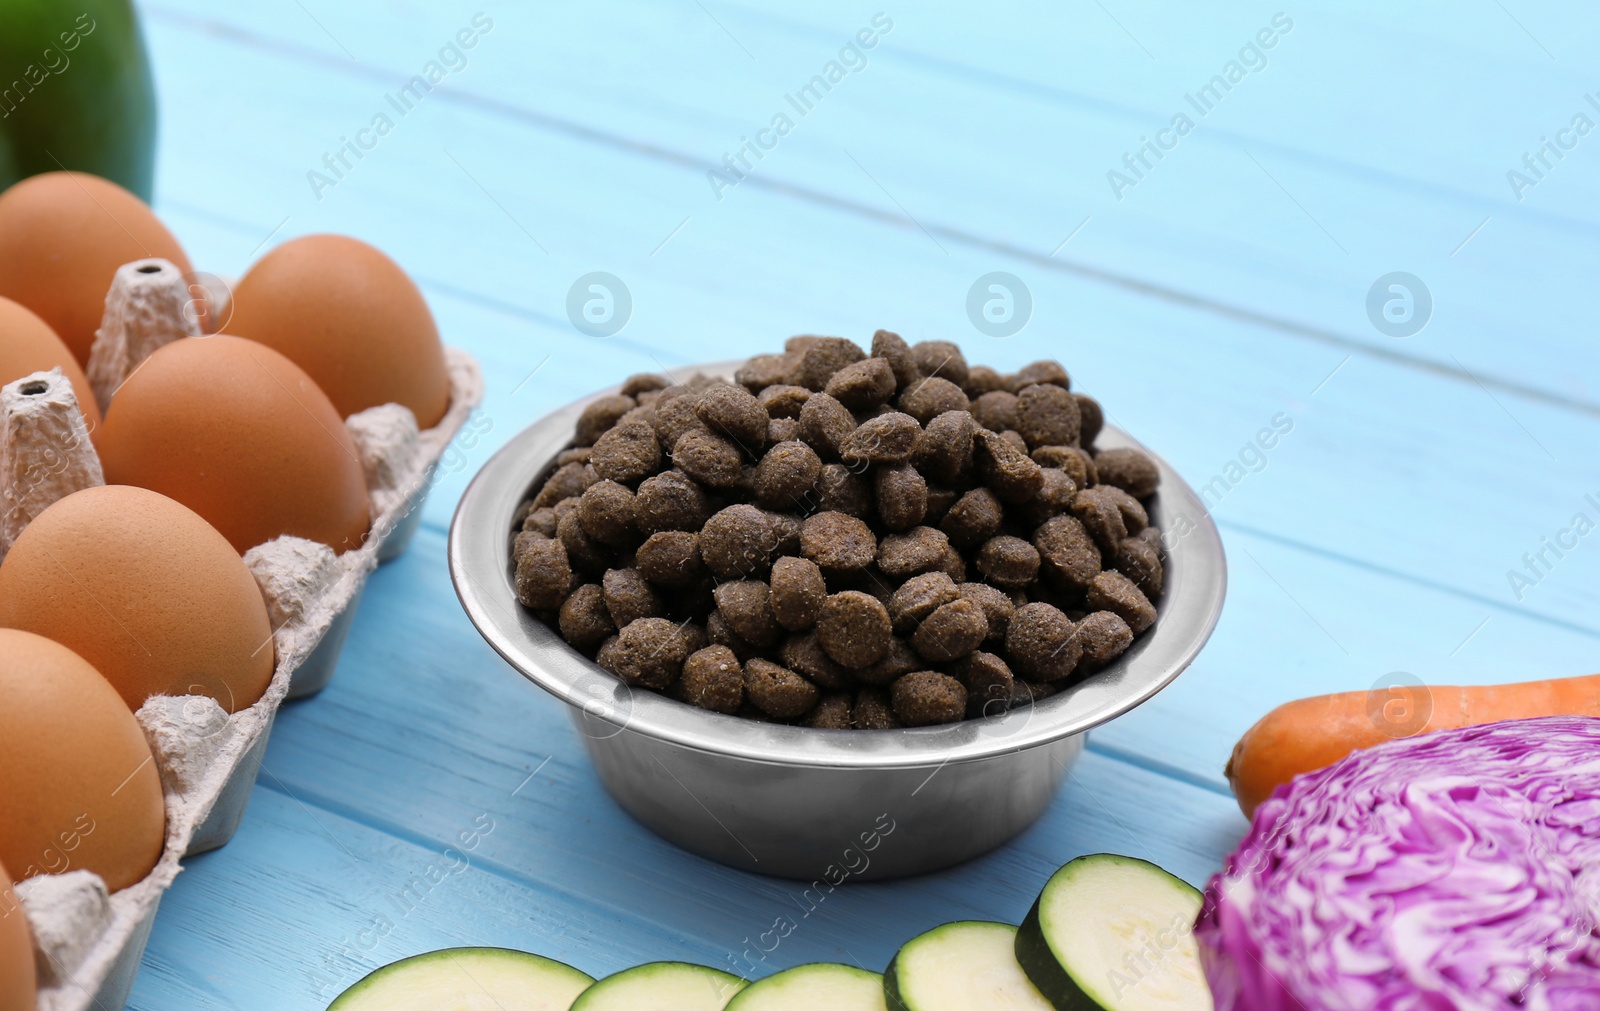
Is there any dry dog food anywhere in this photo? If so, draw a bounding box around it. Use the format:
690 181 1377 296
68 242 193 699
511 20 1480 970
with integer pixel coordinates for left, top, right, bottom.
511 332 1165 728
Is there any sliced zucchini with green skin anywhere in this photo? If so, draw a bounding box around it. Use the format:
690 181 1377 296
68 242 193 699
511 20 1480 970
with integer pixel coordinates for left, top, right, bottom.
571 961 747 1011
885 921 1053 1011
725 963 887 1010
327 947 594 1011
1014 854 1211 1011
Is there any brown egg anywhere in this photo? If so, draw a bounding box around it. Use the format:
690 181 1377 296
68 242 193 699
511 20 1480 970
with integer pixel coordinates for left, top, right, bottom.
228 234 450 427
0 861 34 1011
0 172 191 367
0 486 275 713
98 335 371 554
0 295 102 434
0 630 166 893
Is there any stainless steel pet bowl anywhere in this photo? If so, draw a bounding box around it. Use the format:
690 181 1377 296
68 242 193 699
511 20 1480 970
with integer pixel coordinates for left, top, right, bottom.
450 362 1226 880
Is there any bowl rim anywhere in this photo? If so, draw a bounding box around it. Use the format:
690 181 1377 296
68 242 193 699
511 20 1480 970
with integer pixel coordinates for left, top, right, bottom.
449 360 1226 770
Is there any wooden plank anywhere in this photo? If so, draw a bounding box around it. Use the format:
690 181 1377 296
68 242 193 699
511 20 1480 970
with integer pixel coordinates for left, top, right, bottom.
131 739 1243 1008
139 0 1600 411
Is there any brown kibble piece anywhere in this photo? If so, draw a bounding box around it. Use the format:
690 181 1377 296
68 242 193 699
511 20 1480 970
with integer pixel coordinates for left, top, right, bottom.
770 556 827 631
950 651 1015 718
707 610 759 661
826 357 897 410
804 693 854 729
532 461 598 509
779 633 852 690
599 617 688 689
1010 360 1070 391
1086 570 1157 634
815 463 872 518
602 568 662 628
768 417 799 443
888 572 960 634
744 658 820 718
875 465 928 531
789 336 866 391
958 582 1016 641
840 411 921 465
1094 447 1160 498
854 636 922 686
757 384 811 419
679 646 743 714
972 390 1019 433
801 511 877 572
765 511 803 555
910 341 968 386
672 428 744 488
713 580 781 646
1033 445 1096 489
1071 486 1129 553
556 447 593 467
1014 383 1081 449
877 526 950 580
652 392 709 447
1116 536 1164 599
1034 514 1102 591
621 373 669 397
578 479 638 547
976 535 1041 589
817 590 892 669
913 410 975 484
636 531 704 589
1076 611 1134 668
754 440 822 511
853 686 902 729
695 382 769 448
575 394 636 446
1098 484 1148 533
891 671 967 726
925 486 959 525
557 509 610 572
736 353 792 393
1005 602 1081 682
796 392 857 459
591 421 662 484
1013 467 1078 530
940 487 1004 549
514 533 572 610
635 470 712 534
1075 394 1103 446
1013 680 1059 706
522 506 560 538
910 598 988 662
558 583 614 650
963 365 1006 398
700 504 777 579
973 429 1044 503
870 329 920 390
935 544 967 583
999 430 1029 454
898 376 970 427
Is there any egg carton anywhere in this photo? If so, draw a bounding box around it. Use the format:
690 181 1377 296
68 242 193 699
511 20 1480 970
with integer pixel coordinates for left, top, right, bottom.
0 262 484 1010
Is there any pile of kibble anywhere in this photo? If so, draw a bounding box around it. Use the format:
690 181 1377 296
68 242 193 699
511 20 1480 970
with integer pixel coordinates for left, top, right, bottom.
510 332 1163 729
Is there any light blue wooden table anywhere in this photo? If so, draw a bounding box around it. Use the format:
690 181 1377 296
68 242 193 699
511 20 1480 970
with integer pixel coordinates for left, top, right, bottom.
126 2 1600 1006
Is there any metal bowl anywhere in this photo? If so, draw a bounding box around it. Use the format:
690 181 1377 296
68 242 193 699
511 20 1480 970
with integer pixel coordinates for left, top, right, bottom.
449 363 1226 880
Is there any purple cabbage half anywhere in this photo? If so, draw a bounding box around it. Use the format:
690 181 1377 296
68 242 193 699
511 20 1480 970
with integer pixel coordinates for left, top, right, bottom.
1195 715 1600 1010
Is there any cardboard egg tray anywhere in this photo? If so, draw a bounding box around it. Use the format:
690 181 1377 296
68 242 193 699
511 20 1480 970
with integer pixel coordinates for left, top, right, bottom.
2 319 483 1009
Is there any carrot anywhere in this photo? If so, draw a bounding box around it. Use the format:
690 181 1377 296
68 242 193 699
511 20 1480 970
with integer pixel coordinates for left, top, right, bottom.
1224 672 1600 818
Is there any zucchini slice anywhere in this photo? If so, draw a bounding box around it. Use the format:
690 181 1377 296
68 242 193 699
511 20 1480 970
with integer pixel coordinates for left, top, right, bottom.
725 963 886 1010
885 921 1053 1010
1014 854 1211 1010
571 961 747 1010
327 946 594 1010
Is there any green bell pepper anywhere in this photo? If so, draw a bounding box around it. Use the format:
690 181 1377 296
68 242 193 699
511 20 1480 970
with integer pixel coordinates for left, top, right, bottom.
0 0 157 200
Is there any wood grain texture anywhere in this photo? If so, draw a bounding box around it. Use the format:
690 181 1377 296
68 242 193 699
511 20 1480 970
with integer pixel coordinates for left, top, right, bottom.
118 1 1600 1007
